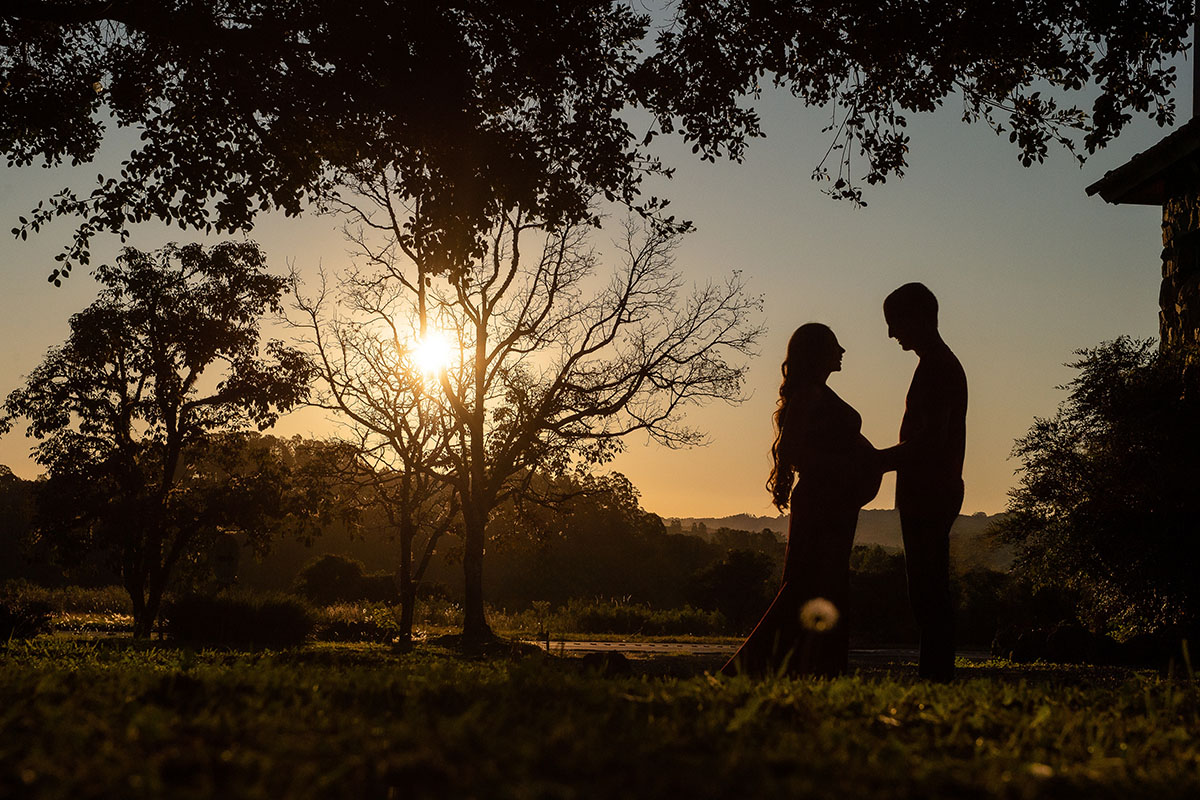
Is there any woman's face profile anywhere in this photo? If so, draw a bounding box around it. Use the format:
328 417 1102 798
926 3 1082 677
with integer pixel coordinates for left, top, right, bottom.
821 331 845 374
791 325 844 377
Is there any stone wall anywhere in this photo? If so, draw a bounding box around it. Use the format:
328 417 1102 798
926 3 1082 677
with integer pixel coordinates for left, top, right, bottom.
1160 192 1200 349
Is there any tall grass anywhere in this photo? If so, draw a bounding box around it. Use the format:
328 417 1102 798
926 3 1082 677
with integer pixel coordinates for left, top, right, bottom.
496 597 728 637
411 597 730 638
1 580 131 614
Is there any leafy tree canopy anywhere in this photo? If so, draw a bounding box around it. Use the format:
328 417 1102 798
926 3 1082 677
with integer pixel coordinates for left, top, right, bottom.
3 0 661 281
643 1 1192 201
0 241 314 635
2 2 1192 275
996 337 1200 638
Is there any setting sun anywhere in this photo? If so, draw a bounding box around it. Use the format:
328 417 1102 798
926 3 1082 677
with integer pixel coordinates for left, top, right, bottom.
410 329 454 375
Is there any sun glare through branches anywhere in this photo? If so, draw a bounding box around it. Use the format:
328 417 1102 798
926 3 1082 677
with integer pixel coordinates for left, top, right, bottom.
409 329 455 377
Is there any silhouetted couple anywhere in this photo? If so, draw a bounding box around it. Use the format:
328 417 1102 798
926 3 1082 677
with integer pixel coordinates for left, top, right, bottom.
722 283 967 682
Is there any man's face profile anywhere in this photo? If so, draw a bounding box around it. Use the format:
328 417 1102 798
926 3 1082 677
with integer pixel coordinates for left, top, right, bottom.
884 306 919 351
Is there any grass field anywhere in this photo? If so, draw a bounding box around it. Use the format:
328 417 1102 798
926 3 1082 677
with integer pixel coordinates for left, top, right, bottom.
2 638 1198 799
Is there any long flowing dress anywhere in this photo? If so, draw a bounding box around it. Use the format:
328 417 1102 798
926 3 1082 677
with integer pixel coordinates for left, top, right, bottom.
721 382 881 677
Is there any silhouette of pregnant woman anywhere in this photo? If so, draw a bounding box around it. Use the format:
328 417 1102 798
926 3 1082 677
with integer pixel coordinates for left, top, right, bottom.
722 323 881 677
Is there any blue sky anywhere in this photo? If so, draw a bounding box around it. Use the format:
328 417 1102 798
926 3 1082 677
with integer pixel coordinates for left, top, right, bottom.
0 66 1186 519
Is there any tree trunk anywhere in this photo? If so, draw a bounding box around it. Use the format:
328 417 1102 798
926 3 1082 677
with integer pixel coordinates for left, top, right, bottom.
460 506 492 646
397 519 415 647
123 539 152 639
125 574 151 639
143 577 165 641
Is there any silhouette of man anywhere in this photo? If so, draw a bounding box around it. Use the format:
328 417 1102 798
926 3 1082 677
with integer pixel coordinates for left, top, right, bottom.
881 283 966 682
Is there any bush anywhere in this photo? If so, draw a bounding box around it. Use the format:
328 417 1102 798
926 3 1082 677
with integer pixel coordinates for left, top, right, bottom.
164 592 316 647
413 597 463 629
316 603 403 643
847 547 916 643
0 594 51 640
293 554 397 605
954 568 1010 645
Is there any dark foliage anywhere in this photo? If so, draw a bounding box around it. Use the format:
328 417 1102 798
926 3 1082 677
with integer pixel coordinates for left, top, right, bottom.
848 545 1009 645
644 1 1190 203
3 2 1190 271
0 466 61 585
163 592 316 647
686 549 774 631
314 603 403 644
847 546 918 642
0 243 315 637
0 590 50 640
2 1 666 282
997 337 1200 639
482 473 736 610
567 599 725 636
293 554 398 606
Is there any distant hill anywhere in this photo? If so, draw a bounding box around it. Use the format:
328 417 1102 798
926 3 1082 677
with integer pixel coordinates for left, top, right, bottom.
665 509 1012 571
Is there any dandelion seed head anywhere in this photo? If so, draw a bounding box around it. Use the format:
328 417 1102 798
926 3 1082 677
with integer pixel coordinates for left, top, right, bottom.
799 597 839 632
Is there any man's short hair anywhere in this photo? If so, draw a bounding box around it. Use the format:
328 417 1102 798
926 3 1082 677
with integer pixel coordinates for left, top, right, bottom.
884 282 938 322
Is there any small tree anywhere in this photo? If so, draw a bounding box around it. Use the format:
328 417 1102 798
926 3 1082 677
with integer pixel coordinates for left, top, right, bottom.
291 275 460 647
1 242 311 636
996 337 1200 638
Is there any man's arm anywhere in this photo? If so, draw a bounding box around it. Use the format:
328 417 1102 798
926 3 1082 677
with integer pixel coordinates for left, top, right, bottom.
878 442 906 473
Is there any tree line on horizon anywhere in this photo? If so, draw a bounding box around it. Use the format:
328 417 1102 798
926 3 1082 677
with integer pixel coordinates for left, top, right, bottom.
0 445 1017 646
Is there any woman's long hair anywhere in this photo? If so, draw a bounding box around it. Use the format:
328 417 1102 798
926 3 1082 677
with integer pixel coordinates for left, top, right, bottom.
767 323 833 510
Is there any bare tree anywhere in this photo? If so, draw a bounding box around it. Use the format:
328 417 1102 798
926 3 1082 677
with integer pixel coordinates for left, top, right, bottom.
290 272 458 646
316 171 763 646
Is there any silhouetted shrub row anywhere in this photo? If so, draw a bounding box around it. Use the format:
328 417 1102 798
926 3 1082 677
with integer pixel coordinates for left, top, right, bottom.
992 622 1200 668
0 593 51 640
292 554 398 606
164 592 316 647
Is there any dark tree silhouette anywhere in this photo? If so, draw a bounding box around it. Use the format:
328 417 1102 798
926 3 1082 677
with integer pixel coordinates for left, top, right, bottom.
996 337 1200 639
2 1 665 282
3 2 1191 270
0 242 312 637
644 1 1191 203
687 549 775 632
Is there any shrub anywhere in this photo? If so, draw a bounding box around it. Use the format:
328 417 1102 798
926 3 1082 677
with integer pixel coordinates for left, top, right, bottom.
164 592 315 647
293 554 397 605
0 594 51 640
954 568 1010 645
413 597 463 629
999 338 1200 637
847 548 916 643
